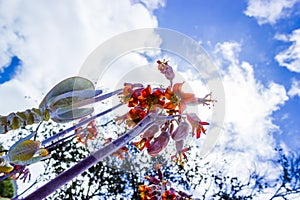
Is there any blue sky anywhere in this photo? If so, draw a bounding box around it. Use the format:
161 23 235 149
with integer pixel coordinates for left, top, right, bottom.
154 0 300 84
0 0 299 198
153 0 300 151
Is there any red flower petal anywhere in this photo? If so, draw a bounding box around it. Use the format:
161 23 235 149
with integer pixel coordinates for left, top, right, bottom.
152 89 164 98
164 87 173 100
200 121 209 125
141 85 152 97
172 82 183 95
164 102 177 110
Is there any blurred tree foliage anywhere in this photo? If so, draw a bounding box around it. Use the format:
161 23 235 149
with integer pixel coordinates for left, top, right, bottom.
269 148 300 199
0 178 14 198
5 121 300 200
0 144 15 198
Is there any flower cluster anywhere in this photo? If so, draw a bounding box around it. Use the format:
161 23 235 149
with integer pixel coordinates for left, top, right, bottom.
138 164 192 200
75 119 98 144
117 60 213 165
157 60 175 83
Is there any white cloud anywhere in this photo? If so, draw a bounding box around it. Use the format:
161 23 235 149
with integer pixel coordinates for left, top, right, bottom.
0 1 292 197
288 78 300 97
207 41 289 191
0 0 165 196
244 0 299 25
275 29 300 73
0 0 161 115
131 0 166 11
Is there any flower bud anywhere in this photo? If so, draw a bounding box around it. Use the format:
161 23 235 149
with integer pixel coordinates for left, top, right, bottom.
171 121 190 141
8 140 41 162
164 65 175 81
147 132 170 156
0 163 14 173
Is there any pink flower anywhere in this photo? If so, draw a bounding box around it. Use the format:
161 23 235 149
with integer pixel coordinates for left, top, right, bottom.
172 140 190 166
186 113 209 139
171 121 190 142
175 140 184 152
145 175 161 185
147 131 170 156
142 124 160 139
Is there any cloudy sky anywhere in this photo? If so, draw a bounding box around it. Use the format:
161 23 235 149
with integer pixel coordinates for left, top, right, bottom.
1 0 300 198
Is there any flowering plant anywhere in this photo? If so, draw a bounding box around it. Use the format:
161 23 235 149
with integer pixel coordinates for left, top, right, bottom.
0 59 214 199
119 60 214 166
139 163 193 200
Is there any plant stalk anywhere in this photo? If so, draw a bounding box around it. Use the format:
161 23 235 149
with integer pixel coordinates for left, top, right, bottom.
20 113 156 200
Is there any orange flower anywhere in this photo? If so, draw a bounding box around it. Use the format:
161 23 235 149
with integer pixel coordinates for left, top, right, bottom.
188 92 215 107
115 113 128 125
162 190 177 200
138 85 165 110
115 107 147 128
86 120 97 139
76 120 98 144
138 185 153 200
120 83 143 107
186 113 209 139
164 82 196 113
103 138 129 160
132 138 151 151
127 107 147 127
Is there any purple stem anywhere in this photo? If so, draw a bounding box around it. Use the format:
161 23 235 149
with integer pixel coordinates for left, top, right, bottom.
0 104 121 184
20 114 156 200
70 89 122 108
45 131 77 151
42 103 122 146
